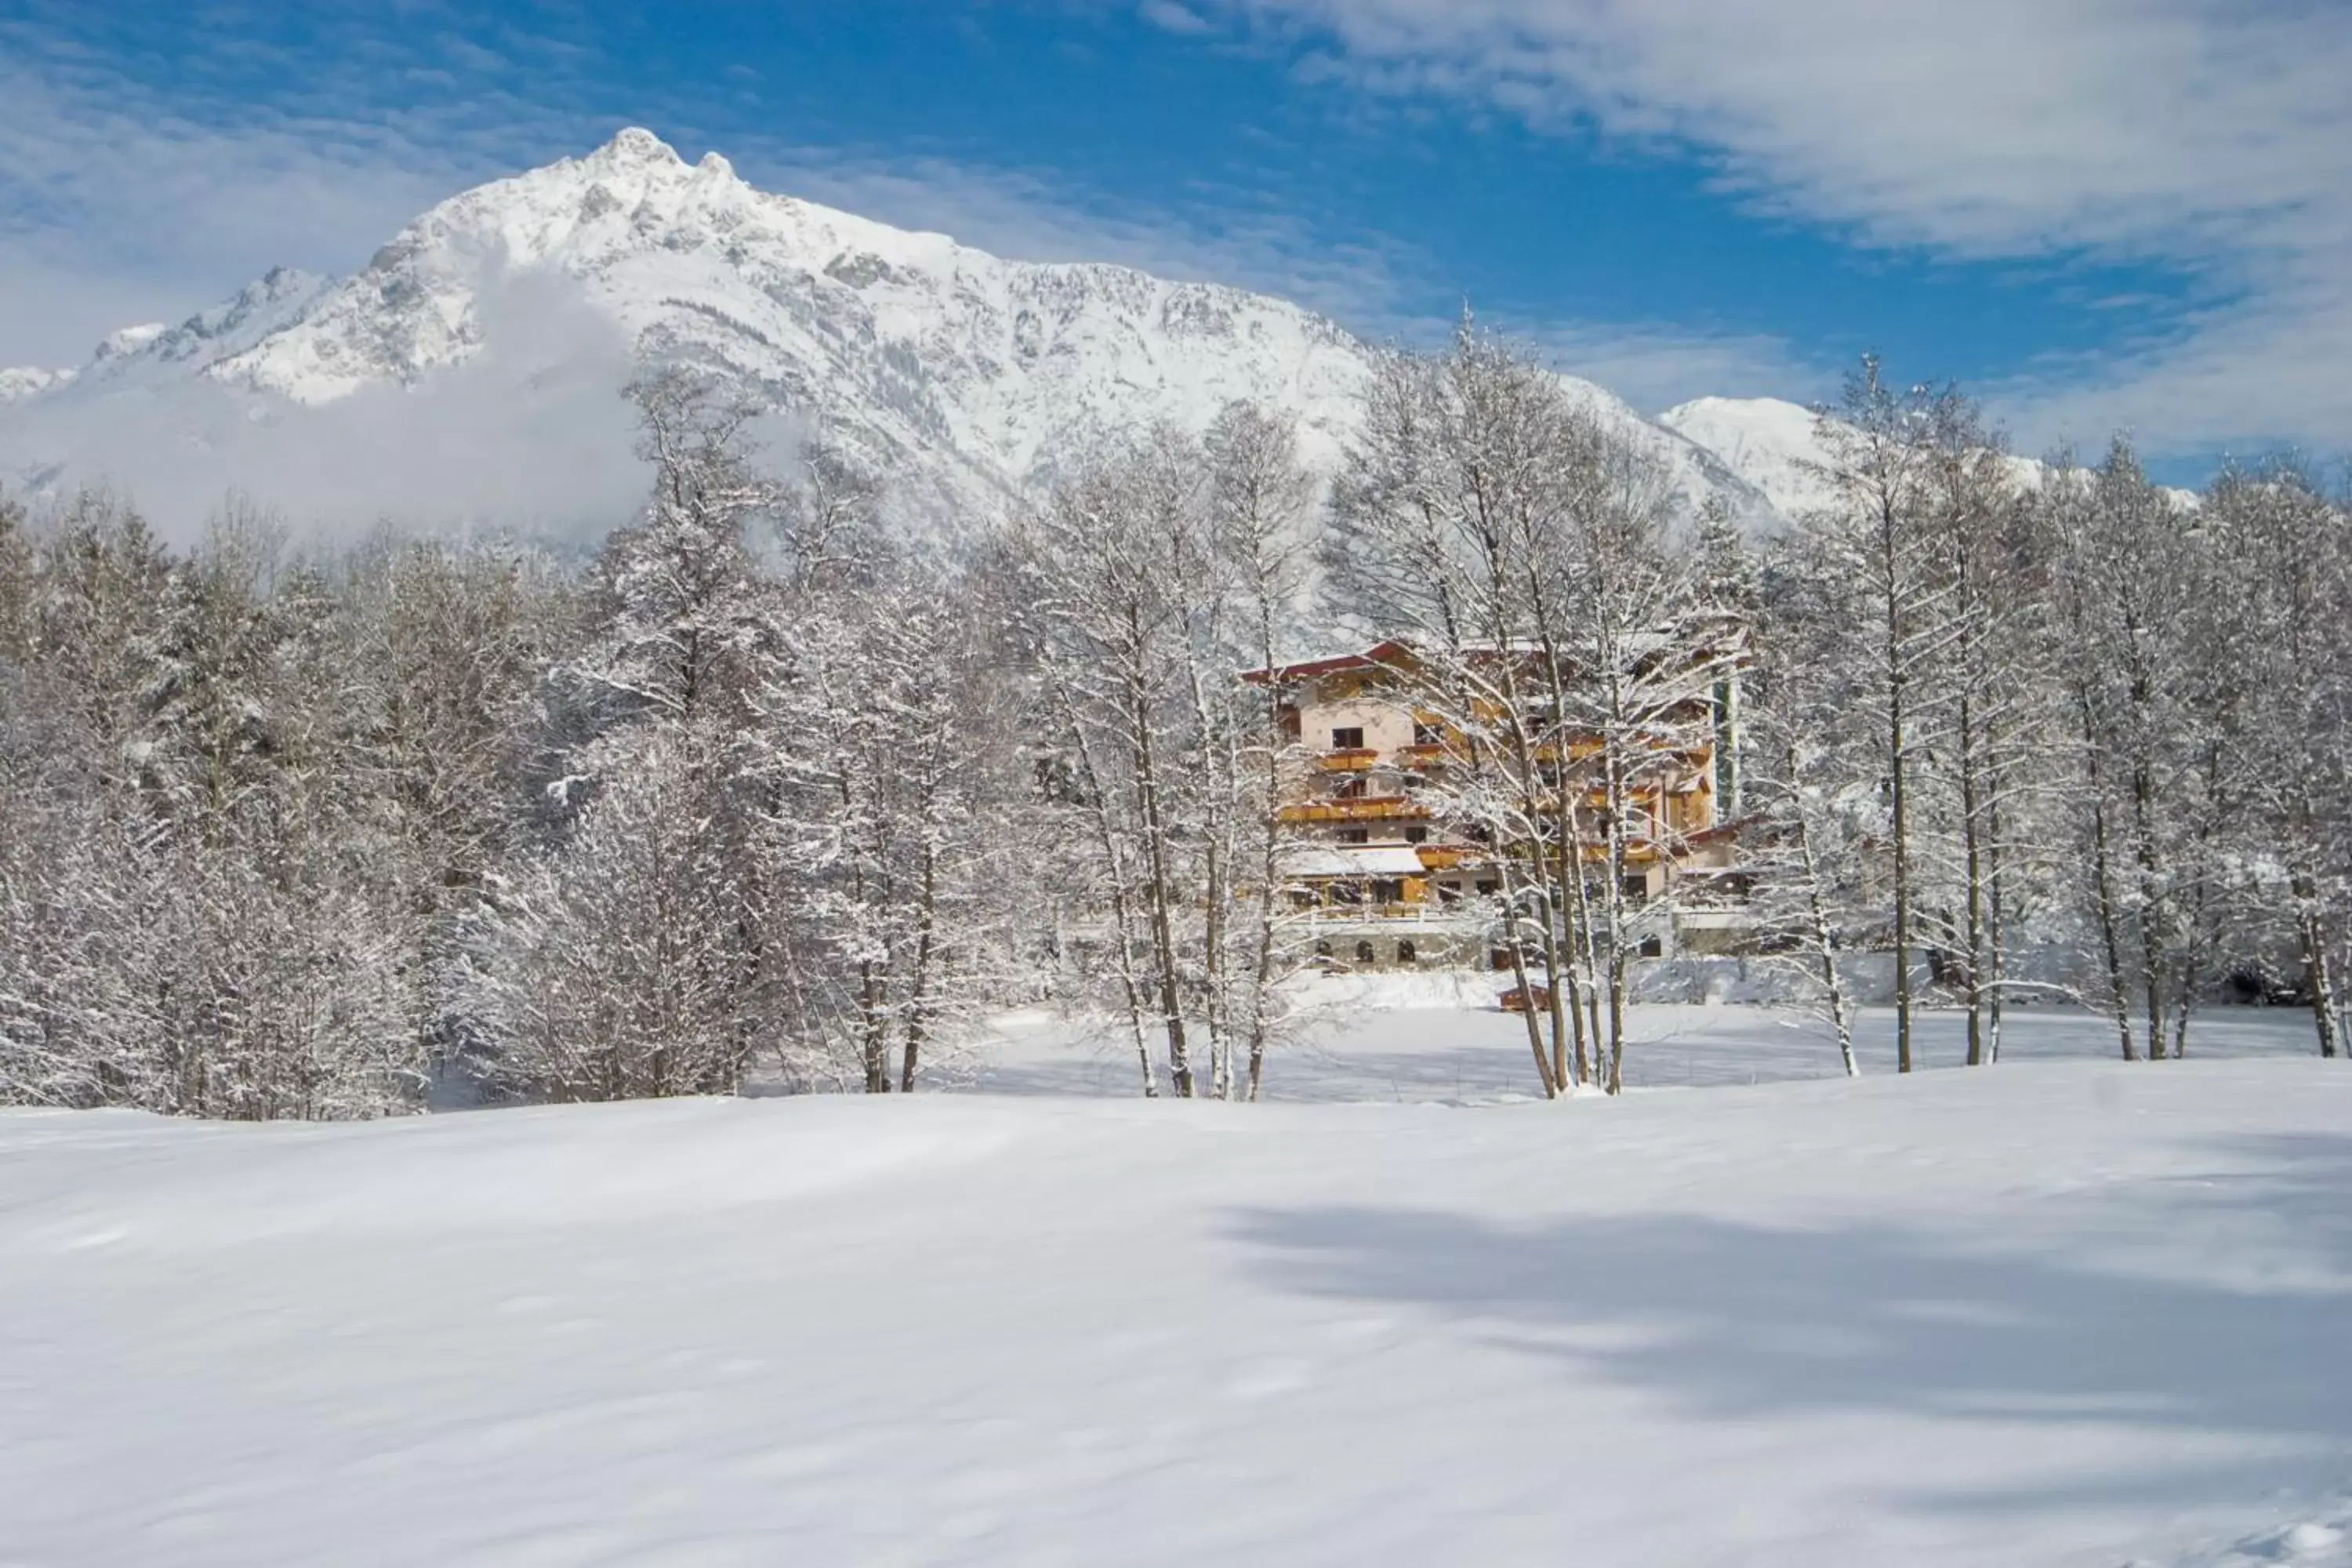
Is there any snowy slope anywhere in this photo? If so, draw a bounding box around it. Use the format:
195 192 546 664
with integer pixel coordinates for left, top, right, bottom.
0 129 1776 534
1661 393 2204 520
5 1057 2349 1566
1659 395 1846 519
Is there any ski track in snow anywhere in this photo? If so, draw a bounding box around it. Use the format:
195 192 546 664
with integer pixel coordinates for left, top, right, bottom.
3 996 2347 1566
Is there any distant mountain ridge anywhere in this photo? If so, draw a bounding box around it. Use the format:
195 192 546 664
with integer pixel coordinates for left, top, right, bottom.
2 128 1797 535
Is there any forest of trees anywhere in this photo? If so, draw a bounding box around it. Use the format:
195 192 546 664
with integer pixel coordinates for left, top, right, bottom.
2 331 2347 1117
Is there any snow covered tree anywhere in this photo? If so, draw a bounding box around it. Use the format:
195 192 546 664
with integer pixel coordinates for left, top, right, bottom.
749 532 1014 1095
464 370 779 1102
1206 400 1319 1100
1323 328 1584 1095
1744 537 1877 1076
577 368 776 730
463 726 765 1100
3 492 434 1116
1323 321 1733 1095
1005 405 1320 1101
1795 359 1965 1073
2037 442 2212 1060
1011 428 1216 1097
2197 460 2352 1057
1540 416 1730 1095
1910 395 2045 1065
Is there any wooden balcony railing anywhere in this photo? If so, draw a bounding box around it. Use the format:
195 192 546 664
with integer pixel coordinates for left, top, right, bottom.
1278 796 1431 824
1315 748 1379 771
1298 902 1471 924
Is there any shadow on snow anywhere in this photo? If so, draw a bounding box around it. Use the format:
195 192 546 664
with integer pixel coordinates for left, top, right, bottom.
1229 1131 2352 1516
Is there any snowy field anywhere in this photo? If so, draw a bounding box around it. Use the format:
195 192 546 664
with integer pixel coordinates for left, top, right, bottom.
5 998 2350 1566
971 975 2329 1102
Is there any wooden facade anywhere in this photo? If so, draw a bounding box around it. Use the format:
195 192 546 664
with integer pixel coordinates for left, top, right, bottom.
1244 639 1742 918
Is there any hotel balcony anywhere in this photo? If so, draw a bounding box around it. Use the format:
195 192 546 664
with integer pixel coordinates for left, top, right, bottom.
1315 747 1380 771
1277 795 1431 824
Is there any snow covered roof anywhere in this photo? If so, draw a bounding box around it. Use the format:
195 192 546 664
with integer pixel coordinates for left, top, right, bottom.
1241 641 1418 685
1279 846 1430 878
1242 625 1748 688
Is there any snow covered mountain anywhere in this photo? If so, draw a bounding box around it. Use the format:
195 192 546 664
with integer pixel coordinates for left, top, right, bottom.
1 128 1790 536
1661 394 2205 519
1657 397 1846 519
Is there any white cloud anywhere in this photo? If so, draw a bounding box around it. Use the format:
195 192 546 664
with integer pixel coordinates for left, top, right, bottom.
0 11 1429 369
0 0 1881 524
0 42 526 364
2 273 650 544
1174 0 2352 455
1139 0 1217 34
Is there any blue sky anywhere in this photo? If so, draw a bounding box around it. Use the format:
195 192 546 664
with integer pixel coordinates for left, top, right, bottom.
3 0 2347 475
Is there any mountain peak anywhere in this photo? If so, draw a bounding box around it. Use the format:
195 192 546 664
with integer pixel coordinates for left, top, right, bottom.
592 127 682 168
0 130 1788 536
94 324 167 361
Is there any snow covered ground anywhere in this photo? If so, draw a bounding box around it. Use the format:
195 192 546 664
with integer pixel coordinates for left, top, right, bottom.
971 975 2328 1102
5 996 2348 1566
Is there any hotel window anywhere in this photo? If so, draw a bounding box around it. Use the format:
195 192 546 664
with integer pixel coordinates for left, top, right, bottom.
1338 828 1370 844
1403 826 1428 844
1330 725 1364 750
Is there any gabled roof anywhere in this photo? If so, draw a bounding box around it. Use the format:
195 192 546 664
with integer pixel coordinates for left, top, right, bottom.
1240 622 1748 688
1240 639 1418 686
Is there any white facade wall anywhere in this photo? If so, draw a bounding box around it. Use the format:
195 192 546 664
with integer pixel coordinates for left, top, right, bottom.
1294 691 1416 753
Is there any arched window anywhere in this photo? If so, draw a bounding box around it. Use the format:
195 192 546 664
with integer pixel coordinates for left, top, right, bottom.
1355 940 1377 965
1314 939 1333 958
1397 940 1417 964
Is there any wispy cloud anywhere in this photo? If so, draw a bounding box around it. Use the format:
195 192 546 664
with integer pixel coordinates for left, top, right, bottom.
0 0 1893 518
1157 0 2352 456
0 4 1430 368
0 0 1843 426
0 9 577 363
1139 0 1218 35
4 272 648 543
